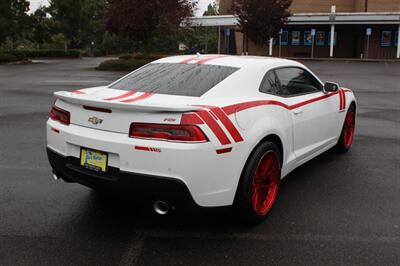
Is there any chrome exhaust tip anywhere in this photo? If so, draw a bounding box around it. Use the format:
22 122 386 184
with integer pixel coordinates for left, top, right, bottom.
153 200 170 215
52 172 60 180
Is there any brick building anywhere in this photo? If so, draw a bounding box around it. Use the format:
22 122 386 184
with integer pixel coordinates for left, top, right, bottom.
194 0 400 59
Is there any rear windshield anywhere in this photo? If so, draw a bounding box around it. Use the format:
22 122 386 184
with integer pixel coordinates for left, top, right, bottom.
109 63 239 97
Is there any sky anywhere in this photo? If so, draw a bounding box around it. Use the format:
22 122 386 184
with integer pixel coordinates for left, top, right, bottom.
29 0 214 16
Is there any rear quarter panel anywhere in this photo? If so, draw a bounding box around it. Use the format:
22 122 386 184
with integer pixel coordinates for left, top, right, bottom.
234 104 295 178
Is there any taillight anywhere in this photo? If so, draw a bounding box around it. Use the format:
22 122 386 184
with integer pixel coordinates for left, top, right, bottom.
129 123 208 143
50 105 70 125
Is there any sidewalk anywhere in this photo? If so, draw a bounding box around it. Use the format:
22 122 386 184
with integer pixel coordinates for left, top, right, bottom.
287 57 400 63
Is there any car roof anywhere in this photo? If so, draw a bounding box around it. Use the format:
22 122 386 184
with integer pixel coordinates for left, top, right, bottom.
154 54 301 69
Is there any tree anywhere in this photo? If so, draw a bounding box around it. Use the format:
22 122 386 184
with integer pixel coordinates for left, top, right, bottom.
47 0 108 49
0 0 12 44
179 1 219 54
234 0 292 45
0 0 31 46
106 0 197 51
203 1 219 16
202 2 219 52
30 7 52 48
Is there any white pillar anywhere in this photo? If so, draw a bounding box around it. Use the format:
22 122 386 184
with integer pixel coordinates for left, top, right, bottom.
397 24 400 59
269 38 273 56
330 24 335 58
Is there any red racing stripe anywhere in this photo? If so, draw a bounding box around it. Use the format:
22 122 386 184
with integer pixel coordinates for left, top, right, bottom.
340 89 345 111
180 113 204 125
196 55 229 65
180 56 197 64
208 107 243 142
342 89 346 110
223 100 290 115
290 91 340 110
196 110 231 145
104 90 136 101
134 146 161 152
120 92 154 103
222 91 340 115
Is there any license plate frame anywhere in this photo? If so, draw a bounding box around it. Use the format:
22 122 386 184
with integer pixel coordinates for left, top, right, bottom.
80 147 108 173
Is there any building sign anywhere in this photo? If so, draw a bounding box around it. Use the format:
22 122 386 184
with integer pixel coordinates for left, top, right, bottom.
292 31 301 45
381 31 392 47
316 31 325 46
178 43 188 51
281 31 288 45
328 32 337 46
304 31 312 46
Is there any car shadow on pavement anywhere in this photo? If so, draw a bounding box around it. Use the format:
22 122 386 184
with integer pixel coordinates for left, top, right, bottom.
68 146 349 240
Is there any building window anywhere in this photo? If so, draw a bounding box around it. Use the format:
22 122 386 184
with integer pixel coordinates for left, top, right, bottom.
304 31 312 46
316 31 325 46
395 31 398 47
281 31 289 46
381 31 392 47
292 31 301 46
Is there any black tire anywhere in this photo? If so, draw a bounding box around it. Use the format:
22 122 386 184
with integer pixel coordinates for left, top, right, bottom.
336 104 356 153
234 141 281 224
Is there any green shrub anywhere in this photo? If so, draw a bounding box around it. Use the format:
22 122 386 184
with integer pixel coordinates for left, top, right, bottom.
132 53 164 60
144 54 165 60
132 52 146 60
119 54 133 60
96 59 151 71
3 50 26 60
18 49 81 58
0 53 18 63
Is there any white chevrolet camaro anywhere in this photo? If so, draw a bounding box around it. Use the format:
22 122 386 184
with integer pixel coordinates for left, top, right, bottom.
47 55 356 223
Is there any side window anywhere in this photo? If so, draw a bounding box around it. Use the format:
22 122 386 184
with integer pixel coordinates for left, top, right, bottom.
259 70 281 95
274 67 322 96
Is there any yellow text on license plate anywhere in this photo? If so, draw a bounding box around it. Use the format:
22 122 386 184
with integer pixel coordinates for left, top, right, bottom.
80 148 107 172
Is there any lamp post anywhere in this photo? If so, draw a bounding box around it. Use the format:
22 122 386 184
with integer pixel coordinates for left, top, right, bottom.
366 28 372 59
311 29 316 58
397 24 400 59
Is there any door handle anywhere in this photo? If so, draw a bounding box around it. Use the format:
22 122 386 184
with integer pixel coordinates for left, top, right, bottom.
293 108 303 115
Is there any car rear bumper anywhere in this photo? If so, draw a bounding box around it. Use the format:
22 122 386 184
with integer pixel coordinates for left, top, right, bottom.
46 119 248 207
47 147 202 210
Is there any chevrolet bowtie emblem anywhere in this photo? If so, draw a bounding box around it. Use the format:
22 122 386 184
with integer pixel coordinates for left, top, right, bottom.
88 117 103 125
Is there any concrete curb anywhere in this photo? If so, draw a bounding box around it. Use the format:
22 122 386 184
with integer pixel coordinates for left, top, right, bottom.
287 57 400 63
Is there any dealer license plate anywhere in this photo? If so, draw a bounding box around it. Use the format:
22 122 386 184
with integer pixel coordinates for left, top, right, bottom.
80 148 108 173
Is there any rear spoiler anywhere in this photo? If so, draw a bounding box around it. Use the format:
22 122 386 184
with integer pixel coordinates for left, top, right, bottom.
54 91 202 113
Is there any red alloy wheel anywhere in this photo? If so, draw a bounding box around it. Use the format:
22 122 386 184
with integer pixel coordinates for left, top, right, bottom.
344 109 355 147
251 151 280 216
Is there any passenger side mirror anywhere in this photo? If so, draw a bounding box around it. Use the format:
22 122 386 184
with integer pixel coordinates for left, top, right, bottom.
324 81 339 92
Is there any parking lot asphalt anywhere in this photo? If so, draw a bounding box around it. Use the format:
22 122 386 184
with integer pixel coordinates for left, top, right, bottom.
0 58 399 266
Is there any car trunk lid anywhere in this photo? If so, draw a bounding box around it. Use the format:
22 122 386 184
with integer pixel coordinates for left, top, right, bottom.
54 87 203 134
